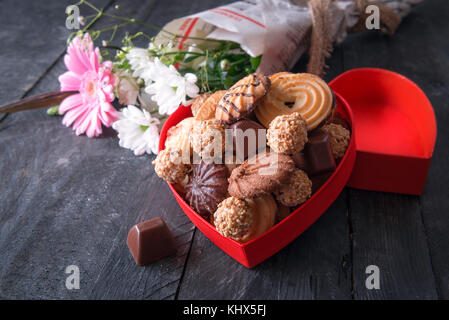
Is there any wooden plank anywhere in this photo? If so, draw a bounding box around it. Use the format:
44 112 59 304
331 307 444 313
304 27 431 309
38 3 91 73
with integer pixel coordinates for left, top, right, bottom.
0 0 229 299
349 191 438 299
413 0 449 299
177 45 354 300
341 0 443 299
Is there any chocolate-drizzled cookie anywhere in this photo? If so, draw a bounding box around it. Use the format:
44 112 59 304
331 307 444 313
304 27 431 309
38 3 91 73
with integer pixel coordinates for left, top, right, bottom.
215 73 270 124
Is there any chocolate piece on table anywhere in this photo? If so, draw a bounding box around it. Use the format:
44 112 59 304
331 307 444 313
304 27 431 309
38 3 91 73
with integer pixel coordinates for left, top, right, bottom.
229 119 266 160
185 161 229 218
303 129 336 175
127 217 176 266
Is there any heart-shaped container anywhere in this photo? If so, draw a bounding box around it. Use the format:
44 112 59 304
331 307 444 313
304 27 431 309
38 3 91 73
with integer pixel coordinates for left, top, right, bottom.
158 68 436 268
159 92 356 268
329 68 436 195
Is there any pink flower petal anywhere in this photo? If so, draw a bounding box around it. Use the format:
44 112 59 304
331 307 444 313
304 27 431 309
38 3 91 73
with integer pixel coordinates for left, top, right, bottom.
58 72 81 92
86 111 102 138
62 102 89 127
64 54 87 75
59 93 83 114
73 107 93 135
99 102 117 127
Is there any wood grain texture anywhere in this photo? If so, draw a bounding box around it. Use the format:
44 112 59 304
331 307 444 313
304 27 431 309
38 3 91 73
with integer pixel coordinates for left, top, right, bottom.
412 0 449 299
0 0 230 300
341 0 445 299
0 0 109 106
0 0 448 300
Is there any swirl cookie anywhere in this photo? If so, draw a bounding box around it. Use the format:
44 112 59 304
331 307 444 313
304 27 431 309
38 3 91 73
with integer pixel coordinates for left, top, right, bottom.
255 72 335 130
228 152 295 199
195 90 226 121
215 73 270 124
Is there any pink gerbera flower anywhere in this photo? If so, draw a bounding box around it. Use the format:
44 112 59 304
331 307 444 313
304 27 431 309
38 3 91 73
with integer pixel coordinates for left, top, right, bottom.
58 33 117 137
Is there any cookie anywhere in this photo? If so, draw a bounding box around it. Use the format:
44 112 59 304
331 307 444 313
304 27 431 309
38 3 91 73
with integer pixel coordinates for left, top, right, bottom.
267 112 308 154
213 194 276 243
195 90 226 121
275 204 292 223
321 123 350 159
228 152 295 199
152 147 192 184
190 119 225 160
165 117 195 155
274 168 312 207
185 161 229 218
255 72 335 130
191 93 212 117
215 73 270 123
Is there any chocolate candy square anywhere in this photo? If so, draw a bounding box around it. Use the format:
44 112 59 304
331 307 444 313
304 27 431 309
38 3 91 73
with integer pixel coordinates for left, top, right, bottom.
304 129 336 175
229 119 266 161
127 217 177 266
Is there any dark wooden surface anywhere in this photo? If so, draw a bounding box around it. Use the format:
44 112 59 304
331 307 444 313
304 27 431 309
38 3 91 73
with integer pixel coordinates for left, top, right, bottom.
0 0 447 300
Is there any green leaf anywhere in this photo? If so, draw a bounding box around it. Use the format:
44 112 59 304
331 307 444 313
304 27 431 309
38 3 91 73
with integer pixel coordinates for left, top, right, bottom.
250 55 262 71
183 55 200 63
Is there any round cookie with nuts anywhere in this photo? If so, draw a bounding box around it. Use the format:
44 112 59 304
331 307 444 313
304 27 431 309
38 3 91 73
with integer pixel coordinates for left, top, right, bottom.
152 147 192 184
267 112 308 154
321 123 350 160
274 168 312 207
213 195 276 243
190 119 225 160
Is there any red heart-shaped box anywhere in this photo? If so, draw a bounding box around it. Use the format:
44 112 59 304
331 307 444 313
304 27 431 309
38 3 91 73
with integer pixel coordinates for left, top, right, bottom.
159 92 356 268
158 68 436 268
329 68 436 195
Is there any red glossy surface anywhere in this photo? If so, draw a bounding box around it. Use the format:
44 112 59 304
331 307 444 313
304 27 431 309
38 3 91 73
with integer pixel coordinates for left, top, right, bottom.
329 68 436 195
159 93 356 268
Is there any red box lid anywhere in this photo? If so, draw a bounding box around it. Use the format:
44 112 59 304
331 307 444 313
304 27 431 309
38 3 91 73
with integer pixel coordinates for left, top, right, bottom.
329 68 437 195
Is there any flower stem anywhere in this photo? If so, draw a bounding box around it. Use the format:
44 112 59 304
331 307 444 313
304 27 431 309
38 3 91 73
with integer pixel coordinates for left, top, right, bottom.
0 91 77 114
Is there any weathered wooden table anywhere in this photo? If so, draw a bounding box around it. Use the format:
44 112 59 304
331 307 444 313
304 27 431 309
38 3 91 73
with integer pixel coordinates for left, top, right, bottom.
0 0 447 300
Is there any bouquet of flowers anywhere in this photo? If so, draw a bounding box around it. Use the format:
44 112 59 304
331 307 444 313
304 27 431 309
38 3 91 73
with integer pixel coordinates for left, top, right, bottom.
54 1 263 156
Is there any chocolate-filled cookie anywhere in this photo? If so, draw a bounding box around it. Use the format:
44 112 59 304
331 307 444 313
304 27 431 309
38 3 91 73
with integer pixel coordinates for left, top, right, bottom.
228 152 295 199
185 161 229 218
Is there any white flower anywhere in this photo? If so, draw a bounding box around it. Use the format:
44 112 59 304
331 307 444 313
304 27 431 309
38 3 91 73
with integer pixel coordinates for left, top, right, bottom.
127 47 200 116
126 48 154 80
144 58 199 115
112 105 160 156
